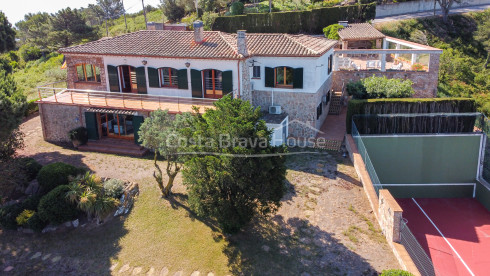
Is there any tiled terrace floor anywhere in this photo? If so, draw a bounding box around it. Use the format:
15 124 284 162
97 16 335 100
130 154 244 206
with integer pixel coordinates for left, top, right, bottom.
316 107 347 142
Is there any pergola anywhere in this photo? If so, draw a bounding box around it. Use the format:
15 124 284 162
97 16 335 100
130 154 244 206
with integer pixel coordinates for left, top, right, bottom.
338 23 386 50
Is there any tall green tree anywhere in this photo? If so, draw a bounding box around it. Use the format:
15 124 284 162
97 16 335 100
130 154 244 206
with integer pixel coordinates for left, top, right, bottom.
182 96 287 233
97 0 125 36
161 0 186 22
15 12 52 49
475 11 490 68
0 70 27 160
435 0 461 23
50 8 97 48
0 11 16 53
138 109 192 197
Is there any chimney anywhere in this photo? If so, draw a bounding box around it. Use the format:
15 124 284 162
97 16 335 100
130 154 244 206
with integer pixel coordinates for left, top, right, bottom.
237 30 248 57
338 21 348 27
193 21 204 43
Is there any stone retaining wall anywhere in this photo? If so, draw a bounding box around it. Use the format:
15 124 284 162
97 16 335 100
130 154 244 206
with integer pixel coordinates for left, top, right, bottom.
379 189 402 243
252 77 332 138
39 103 84 142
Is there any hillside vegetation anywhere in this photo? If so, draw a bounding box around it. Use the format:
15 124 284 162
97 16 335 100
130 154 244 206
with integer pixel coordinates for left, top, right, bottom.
376 10 490 115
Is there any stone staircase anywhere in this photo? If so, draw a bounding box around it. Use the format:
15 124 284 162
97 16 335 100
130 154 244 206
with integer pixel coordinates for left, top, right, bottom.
78 138 148 157
328 91 343 115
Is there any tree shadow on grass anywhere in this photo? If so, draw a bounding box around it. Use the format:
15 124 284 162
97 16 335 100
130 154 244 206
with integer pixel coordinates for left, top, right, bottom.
0 216 129 275
224 215 377 276
27 151 88 170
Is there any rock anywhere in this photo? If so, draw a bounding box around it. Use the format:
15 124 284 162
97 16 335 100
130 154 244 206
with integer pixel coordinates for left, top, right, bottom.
190 271 200 276
30 252 42 259
41 225 57 233
146 267 155 276
132 267 143 275
42 253 51 261
25 180 40 195
119 264 131 273
51 256 61 263
261 245 270 252
310 186 321 193
22 228 34 234
172 271 183 276
72 219 79 228
160 267 169 276
207 273 215 276
300 272 311 276
3 266 13 272
114 182 139 217
64 221 72 227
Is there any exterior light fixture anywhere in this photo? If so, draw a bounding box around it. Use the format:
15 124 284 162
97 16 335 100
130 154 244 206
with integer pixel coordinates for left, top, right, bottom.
185 62 191 68
142 60 148 65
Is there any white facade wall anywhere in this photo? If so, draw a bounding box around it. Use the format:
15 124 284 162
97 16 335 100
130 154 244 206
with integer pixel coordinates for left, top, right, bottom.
103 55 240 98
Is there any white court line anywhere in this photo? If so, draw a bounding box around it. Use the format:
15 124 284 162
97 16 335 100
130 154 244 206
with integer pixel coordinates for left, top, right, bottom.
411 198 475 276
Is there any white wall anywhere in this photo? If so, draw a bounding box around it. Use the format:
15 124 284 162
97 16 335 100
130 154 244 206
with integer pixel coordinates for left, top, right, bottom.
103 56 240 97
267 116 288 146
376 0 490 18
247 48 334 94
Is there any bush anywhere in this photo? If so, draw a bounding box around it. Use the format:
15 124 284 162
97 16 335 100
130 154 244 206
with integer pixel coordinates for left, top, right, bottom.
103 179 125 199
346 81 366 99
0 203 24 229
37 162 83 194
16 209 35 226
346 98 477 133
17 157 42 181
380 269 414 276
19 44 43 62
230 2 244 15
24 99 39 116
38 185 79 224
22 194 42 210
68 127 88 146
323 23 344 40
361 75 414 99
0 159 29 201
26 212 48 232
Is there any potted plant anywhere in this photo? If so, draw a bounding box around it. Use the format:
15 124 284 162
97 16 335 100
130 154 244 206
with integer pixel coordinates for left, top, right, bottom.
68 127 88 148
411 63 425 71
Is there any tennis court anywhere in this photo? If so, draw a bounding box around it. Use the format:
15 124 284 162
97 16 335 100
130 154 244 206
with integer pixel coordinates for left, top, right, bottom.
397 198 490 276
351 113 490 275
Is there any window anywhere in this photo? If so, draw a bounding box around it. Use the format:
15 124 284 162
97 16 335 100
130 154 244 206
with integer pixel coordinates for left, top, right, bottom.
159 67 178 87
252 66 261 78
76 64 101 82
274 67 293 87
316 102 323 120
328 55 333 74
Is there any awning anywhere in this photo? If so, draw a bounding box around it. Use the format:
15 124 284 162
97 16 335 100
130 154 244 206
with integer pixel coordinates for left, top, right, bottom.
85 108 137 115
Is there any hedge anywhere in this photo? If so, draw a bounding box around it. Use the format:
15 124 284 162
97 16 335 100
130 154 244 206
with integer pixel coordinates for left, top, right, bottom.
212 3 376 34
38 185 79 225
346 98 477 134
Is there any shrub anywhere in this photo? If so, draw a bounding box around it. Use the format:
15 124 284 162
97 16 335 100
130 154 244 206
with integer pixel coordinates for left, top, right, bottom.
22 194 42 210
230 2 244 15
16 209 35 226
24 99 39 116
411 63 425 71
68 127 88 146
37 162 83 194
323 24 344 40
26 212 48 232
19 44 43 62
17 157 42 181
346 81 366 99
0 203 24 229
38 185 79 224
380 269 414 276
103 179 125 199
361 75 414 99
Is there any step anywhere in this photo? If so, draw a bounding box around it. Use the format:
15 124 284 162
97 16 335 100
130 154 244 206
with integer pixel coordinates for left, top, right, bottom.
78 144 148 157
86 140 143 150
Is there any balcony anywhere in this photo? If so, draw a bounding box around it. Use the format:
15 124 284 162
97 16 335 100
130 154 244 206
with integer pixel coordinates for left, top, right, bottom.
36 86 217 114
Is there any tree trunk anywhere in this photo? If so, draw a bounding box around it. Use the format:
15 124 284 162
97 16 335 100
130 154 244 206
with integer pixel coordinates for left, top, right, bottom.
122 0 128 33
484 52 490 69
153 152 165 195
142 0 148 29
162 160 180 197
105 19 109 37
163 174 176 197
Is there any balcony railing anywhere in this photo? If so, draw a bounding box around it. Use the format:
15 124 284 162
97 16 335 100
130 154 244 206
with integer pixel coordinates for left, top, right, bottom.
36 86 217 113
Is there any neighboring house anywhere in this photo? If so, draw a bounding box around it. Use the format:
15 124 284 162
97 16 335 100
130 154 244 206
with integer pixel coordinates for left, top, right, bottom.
36 21 442 152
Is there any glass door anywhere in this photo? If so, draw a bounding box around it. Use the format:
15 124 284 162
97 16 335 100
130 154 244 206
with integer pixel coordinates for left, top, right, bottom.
100 113 135 140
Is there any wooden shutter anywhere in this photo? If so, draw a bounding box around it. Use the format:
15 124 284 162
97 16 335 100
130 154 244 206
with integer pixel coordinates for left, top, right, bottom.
177 69 188 89
222 70 233 94
136 67 147 94
107 65 120 92
148 67 160 88
293 68 303 89
132 115 145 145
84 112 99 140
265 67 274 88
191 69 202 98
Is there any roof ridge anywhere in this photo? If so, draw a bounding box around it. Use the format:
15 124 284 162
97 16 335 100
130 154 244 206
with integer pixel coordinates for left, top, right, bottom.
284 34 319 55
218 31 238 55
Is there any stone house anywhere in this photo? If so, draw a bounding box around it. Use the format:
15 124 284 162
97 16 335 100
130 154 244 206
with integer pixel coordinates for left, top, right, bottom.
37 21 441 153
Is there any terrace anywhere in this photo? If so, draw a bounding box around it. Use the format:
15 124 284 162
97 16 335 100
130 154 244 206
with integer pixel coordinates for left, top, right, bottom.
36 85 217 114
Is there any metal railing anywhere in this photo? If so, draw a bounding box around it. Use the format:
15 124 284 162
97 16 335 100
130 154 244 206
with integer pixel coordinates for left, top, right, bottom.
36 86 218 112
352 120 383 195
400 220 439 276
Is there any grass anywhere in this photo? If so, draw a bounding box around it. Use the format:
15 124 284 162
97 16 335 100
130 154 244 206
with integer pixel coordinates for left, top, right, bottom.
348 204 385 244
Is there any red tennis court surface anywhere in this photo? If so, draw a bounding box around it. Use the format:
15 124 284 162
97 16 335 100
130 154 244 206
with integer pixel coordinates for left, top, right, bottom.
397 198 490 276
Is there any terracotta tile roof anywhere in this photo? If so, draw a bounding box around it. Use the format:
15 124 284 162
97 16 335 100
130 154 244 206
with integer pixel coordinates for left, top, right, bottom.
59 30 337 59
338 23 386 40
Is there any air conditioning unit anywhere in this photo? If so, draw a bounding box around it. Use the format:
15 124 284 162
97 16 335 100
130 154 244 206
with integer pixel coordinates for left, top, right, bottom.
269 105 281 115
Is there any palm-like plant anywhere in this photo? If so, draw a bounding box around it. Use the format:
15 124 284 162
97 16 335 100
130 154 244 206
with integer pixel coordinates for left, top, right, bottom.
65 172 118 223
